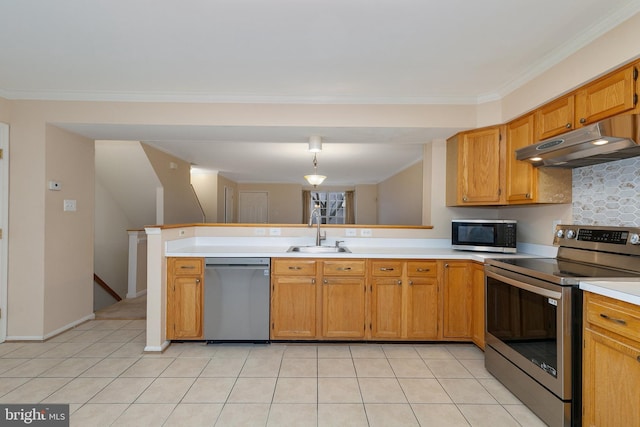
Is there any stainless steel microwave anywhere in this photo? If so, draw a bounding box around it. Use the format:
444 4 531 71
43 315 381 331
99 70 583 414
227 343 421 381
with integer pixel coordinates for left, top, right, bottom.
451 219 517 253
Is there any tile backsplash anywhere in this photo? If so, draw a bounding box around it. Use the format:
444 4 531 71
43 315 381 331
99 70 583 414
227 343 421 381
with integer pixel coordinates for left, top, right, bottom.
572 157 640 226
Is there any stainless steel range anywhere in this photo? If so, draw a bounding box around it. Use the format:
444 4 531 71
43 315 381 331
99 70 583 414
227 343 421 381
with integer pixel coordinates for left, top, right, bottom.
485 225 640 427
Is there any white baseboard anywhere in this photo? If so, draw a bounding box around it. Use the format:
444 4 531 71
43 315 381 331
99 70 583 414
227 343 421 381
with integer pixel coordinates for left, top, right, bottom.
126 289 147 299
144 340 171 353
6 312 96 341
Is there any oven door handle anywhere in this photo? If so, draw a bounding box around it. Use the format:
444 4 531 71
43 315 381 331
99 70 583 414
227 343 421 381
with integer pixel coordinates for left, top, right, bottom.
486 270 562 300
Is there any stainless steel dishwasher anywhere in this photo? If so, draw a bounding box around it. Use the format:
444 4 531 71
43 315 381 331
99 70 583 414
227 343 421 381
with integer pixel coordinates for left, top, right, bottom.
204 257 270 342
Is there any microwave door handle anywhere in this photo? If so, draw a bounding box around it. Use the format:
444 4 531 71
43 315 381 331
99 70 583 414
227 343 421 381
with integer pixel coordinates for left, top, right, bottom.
485 270 562 300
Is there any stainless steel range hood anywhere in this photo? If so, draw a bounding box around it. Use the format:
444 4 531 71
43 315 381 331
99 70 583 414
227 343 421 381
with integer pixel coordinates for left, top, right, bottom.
516 114 640 168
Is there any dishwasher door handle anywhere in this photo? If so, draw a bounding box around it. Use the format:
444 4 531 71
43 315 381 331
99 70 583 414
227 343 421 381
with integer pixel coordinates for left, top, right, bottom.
206 265 268 270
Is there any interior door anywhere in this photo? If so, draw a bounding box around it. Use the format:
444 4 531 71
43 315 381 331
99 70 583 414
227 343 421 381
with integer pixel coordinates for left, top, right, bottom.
0 123 8 343
238 191 268 223
224 186 234 223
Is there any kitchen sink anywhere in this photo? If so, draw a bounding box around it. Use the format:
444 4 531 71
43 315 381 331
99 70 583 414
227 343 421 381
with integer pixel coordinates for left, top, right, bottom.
287 245 351 253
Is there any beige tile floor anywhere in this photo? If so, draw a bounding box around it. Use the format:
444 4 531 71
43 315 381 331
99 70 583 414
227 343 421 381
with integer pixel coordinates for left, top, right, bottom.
0 319 547 426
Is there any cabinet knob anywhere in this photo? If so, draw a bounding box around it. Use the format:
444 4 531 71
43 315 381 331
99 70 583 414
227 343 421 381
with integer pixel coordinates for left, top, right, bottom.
195 278 200 284
565 123 572 129
323 279 328 284
579 117 586 124
409 280 413 286
525 193 531 199
462 196 468 202
397 280 402 286
311 278 316 285
444 263 449 268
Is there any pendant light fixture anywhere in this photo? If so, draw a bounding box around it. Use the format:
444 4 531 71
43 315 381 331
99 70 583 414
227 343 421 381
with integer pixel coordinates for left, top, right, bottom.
304 136 326 187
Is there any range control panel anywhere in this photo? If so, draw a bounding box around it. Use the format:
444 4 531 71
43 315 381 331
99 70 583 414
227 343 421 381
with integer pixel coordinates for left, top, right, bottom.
554 224 640 255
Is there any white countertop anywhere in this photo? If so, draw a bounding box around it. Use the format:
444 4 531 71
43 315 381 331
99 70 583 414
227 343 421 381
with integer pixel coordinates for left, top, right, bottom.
164 237 552 262
580 279 640 306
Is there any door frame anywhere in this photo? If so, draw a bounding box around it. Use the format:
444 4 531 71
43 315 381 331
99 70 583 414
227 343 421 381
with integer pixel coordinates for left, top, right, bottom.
0 123 8 342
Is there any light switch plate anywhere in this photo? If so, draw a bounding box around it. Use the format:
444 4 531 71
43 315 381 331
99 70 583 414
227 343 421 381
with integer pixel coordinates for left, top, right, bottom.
63 199 76 211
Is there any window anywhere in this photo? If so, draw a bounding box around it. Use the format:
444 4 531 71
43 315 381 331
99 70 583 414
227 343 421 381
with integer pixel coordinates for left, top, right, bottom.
309 192 346 224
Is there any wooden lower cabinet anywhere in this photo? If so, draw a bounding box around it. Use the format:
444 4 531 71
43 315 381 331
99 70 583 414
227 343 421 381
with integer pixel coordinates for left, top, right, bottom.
583 292 640 426
271 275 317 339
442 261 472 339
371 276 403 338
406 261 439 339
166 257 204 340
369 260 439 340
322 276 366 338
271 259 318 339
271 258 366 340
322 259 367 339
270 257 482 346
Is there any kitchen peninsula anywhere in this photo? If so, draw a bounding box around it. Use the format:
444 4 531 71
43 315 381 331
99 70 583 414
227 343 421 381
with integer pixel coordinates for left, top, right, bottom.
143 224 554 353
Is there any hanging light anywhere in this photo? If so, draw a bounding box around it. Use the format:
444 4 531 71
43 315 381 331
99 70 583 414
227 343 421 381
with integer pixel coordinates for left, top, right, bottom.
304 153 326 187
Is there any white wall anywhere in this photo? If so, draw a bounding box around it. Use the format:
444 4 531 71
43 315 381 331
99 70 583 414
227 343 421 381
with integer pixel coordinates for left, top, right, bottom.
378 161 423 225
43 125 94 337
94 180 131 310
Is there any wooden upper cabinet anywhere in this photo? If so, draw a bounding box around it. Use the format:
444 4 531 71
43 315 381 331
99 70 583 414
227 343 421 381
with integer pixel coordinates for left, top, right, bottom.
506 114 536 204
535 94 575 140
446 125 505 206
575 64 638 126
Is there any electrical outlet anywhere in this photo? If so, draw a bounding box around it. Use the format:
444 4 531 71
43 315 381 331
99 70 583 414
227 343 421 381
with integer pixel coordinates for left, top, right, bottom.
345 228 357 237
269 228 281 236
178 229 186 236
360 228 372 237
255 228 266 236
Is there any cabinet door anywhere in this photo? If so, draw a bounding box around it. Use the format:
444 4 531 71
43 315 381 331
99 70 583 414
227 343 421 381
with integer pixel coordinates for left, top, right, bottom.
271 276 317 339
459 127 505 205
506 114 536 204
322 277 366 339
442 261 472 338
167 257 203 340
575 65 638 126
471 262 485 349
535 94 575 140
583 328 640 427
406 277 438 339
168 275 203 339
371 277 403 338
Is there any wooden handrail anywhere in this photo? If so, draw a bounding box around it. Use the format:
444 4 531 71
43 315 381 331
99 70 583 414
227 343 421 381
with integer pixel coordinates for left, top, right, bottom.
94 274 122 302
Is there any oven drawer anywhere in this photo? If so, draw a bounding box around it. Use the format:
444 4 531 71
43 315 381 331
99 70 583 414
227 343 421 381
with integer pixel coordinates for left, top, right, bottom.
586 293 640 342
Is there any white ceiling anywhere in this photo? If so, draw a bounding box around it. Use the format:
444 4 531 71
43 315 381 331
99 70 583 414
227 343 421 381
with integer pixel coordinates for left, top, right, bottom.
3 0 640 184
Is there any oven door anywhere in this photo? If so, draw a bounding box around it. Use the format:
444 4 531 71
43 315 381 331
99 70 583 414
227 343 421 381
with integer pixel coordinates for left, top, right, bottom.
485 266 573 399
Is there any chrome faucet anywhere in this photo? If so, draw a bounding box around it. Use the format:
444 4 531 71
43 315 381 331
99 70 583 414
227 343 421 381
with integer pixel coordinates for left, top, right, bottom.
308 204 326 246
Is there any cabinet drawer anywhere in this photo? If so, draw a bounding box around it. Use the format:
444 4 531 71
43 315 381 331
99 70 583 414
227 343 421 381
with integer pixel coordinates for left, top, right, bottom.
586 293 640 342
273 259 317 276
323 260 366 276
370 260 403 277
171 258 203 275
407 261 437 277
